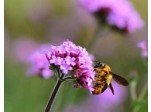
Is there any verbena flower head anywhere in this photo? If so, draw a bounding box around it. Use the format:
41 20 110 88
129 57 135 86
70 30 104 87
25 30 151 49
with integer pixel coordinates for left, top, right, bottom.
79 0 144 33
27 48 53 79
137 40 148 58
46 40 95 90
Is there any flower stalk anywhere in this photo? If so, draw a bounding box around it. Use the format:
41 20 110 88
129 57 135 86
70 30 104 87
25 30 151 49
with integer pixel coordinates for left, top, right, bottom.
87 25 111 52
45 73 64 112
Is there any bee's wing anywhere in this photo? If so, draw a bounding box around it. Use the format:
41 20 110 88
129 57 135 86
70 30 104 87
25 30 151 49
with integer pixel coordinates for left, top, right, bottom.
111 72 128 86
101 83 108 93
109 83 114 95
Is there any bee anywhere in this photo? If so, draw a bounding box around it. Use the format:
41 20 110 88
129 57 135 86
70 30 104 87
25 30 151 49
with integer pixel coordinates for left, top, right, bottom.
92 62 128 95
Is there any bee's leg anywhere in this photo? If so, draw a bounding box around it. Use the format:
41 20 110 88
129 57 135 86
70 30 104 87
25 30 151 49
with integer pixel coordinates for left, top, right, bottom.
109 83 114 95
101 83 108 93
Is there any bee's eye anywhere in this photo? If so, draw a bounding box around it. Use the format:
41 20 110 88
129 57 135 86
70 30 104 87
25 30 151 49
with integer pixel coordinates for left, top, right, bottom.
99 63 104 67
94 62 104 68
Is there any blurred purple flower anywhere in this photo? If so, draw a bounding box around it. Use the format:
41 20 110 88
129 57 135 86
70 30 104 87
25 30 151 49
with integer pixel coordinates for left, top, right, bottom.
27 49 53 79
79 0 144 33
46 40 95 90
93 81 127 106
64 81 127 112
12 38 39 63
137 40 148 58
12 38 53 79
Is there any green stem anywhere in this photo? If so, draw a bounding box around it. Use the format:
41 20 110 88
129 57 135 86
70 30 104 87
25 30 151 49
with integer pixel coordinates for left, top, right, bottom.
87 27 111 52
130 81 137 100
133 81 147 112
62 76 74 82
87 26 101 51
138 83 147 101
45 74 64 112
129 65 147 112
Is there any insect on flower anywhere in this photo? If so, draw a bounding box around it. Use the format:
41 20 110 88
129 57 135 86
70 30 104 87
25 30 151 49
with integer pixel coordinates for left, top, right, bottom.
92 62 128 95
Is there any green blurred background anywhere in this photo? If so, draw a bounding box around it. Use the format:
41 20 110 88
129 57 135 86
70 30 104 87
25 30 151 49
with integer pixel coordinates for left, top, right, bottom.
5 0 148 112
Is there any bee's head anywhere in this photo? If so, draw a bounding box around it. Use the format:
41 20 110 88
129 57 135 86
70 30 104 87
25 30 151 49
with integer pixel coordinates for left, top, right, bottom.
94 62 105 68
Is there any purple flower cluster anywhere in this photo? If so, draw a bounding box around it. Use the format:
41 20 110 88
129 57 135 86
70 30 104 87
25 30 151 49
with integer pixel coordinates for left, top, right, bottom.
45 40 95 90
27 49 53 79
79 0 144 33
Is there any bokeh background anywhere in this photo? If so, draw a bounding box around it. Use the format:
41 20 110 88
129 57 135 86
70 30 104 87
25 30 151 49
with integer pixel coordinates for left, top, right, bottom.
5 0 148 112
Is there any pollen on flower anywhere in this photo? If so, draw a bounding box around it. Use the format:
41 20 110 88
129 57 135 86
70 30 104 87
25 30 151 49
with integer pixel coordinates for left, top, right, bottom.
79 0 144 33
46 40 95 90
